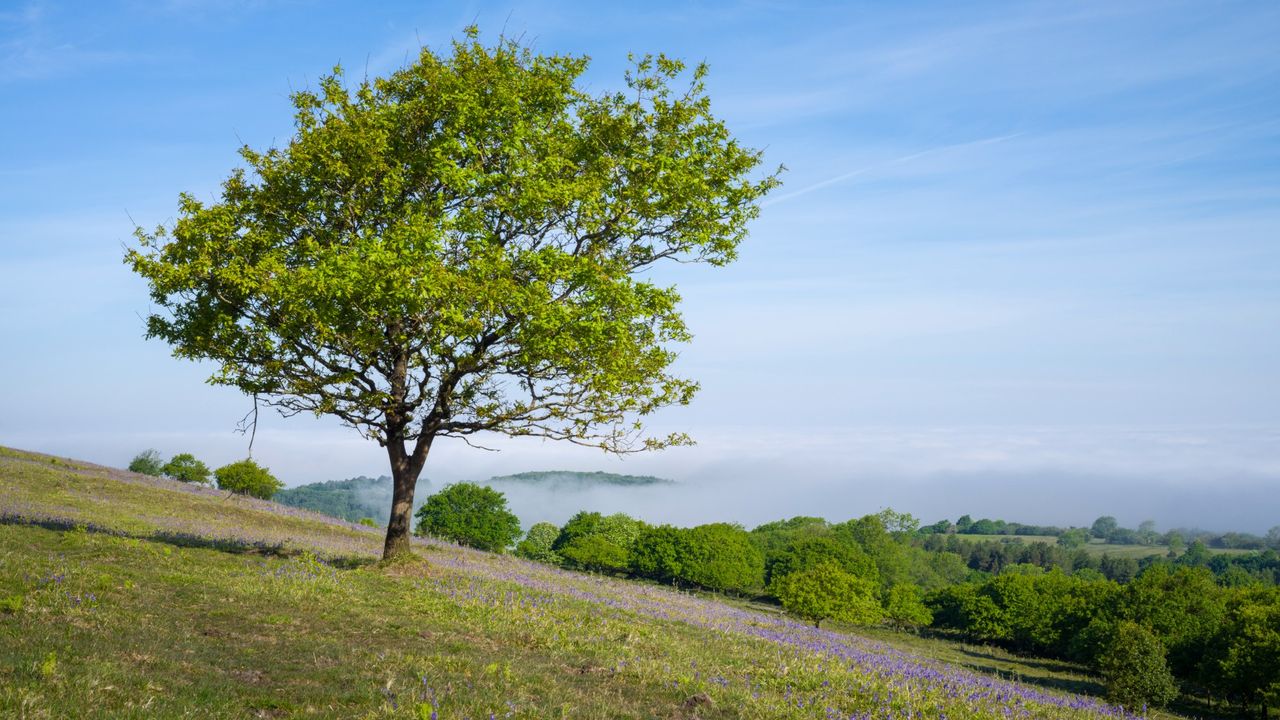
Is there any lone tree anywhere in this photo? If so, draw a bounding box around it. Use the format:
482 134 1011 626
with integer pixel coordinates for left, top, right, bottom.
126 29 779 560
162 452 212 485
414 482 521 552
215 459 283 500
128 449 164 476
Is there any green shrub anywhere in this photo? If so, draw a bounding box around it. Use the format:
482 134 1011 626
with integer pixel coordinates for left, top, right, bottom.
515 522 562 565
558 534 631 573
553 512 644 574
357 517 378 527
766 535 877 589
1057 528 1089 549
1066 616 1116 666
680 523 764 593
1199 588 1280 714
883 584 932 630
127 449 163 476
161 452 211 484
630 524 691 582
1098 621 1179 709
413 483 521 552
774 561 882 628
214 459 283 499
0 595 23 614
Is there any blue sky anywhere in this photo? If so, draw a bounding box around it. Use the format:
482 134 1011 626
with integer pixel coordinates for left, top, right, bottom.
2 1 1277 531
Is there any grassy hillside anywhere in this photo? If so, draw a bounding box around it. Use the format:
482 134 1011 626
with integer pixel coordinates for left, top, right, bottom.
1 447 1167 719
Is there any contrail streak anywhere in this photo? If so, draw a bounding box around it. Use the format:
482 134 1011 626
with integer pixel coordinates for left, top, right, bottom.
762 132 1024 207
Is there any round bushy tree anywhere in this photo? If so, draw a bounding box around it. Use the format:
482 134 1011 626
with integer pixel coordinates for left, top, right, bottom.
1098 621 1179 709
127 449 164 476
774 561 882 628
162 452 212 484
414 483 521 552
214 459 283 499
1057 528 1090 549
515 522 562 565
558 534 631 573
680 523 764 593
553 512 645 574
766 535 877 589
1091 516 1119 540
631 524 691 583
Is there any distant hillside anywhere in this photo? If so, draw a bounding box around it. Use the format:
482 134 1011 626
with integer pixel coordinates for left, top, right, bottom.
274 470 671 524
481 470 674 488
274 475 428 524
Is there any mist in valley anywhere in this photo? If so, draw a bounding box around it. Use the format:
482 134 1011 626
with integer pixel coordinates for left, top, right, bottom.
428 425 1280 534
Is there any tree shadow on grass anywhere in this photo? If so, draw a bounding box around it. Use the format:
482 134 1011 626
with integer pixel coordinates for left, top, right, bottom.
954 650 1256 719
0 511 376 569
956 659 1105 697
1165 692 1269 720
956 646 1088 677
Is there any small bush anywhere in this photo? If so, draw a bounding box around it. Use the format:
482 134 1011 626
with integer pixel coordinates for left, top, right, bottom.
515 522 562 565
161 452 211 484
127 449 163 476
214 459 283 499
414 483 521 552
357 517 378 528
39 651 57 680
1098 621 1179 709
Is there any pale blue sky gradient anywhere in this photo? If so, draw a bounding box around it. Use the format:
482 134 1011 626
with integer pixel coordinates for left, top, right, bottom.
2 1 1277 530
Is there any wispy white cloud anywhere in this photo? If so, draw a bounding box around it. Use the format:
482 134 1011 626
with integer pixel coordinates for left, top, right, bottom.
0 1 140 82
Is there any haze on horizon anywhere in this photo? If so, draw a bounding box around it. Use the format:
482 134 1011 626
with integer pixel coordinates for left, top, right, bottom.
1 1 1276 534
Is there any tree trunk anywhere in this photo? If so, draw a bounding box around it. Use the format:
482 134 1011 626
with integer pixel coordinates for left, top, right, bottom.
382 437 431 561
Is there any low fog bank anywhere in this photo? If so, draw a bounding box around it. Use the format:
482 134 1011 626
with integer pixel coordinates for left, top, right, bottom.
486 468 1278 535
452 426 1279 534
10 424 1276 534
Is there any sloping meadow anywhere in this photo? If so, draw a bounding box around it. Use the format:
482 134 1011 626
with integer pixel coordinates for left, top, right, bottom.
1 447 1147 719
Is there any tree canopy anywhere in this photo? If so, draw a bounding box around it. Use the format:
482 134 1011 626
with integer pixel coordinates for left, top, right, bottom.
514 521 562 565
554 511 644 574
127 449 163 476
214 459 282 500
162 452 212 485
681 523 764 593
1098 621 1179 709
414 482 521 552
774 561 882 628
125 29 780 559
